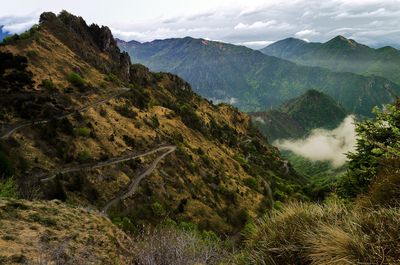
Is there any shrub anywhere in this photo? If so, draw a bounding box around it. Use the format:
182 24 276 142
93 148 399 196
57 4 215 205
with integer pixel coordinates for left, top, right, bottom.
115 105 137 119
151 202 165 217
130 226 226 265
77 149 91 163
0 177 18 198
40 79 56 90
244 177 258 190
151 116 160 128
73 127 91 138
67 72 85 89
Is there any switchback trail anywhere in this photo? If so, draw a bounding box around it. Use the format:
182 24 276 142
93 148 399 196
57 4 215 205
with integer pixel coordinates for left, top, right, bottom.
0 87 130 140
101 145 176 214
38 145 176 182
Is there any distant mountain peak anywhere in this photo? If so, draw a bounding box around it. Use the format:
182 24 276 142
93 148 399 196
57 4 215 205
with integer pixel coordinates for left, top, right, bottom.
326 35 361 48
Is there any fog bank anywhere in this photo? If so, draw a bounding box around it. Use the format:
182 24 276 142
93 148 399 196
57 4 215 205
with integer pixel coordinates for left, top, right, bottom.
274 115 357 167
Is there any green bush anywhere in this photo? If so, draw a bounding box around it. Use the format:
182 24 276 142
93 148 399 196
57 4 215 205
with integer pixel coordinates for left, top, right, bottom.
67 72 85 88
40 79 56 90
151 202 166 216
0 177 18 198
244 177 258 190
151 116 160 128
77 149 91 163
73 127 91 138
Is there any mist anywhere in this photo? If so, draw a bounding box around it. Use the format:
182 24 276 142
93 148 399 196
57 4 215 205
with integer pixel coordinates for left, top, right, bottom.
274 115 357 167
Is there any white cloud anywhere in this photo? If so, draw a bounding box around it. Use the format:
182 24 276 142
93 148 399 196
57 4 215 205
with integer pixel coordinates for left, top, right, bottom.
234 20 277 30
275 116 357 167
236 40 274 49
295 29 320 37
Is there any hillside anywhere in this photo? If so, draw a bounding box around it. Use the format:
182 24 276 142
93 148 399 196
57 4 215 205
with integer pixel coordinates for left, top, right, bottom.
0 11 301 236
250 90 347 141
261 35 400 86
0 198 133 263
118 37 400 116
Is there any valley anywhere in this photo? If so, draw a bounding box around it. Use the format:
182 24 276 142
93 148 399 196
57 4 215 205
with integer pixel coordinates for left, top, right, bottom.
0 6 399 265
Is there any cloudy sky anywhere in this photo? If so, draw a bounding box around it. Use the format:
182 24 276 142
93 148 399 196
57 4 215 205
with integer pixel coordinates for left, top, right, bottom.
1 0 400 49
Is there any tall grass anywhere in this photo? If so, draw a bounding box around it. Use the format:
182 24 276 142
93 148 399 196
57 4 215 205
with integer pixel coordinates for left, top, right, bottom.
238 201 400 265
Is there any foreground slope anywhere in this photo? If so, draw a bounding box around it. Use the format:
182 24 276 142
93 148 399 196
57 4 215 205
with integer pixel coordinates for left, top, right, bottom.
262 36 400 86
250 90 347 141
0 199 132 264
118 37 400 116
0 11 299 235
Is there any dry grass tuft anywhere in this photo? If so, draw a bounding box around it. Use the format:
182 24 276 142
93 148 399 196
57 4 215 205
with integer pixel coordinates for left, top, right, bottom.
239 201 400 265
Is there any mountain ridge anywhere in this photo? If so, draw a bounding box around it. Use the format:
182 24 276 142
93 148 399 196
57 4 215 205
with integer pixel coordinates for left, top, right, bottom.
250 89 347 141
261 35 400 85
118 36 400 117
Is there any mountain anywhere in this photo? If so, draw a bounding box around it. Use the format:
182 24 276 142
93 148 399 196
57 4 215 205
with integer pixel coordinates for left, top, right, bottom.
261 35 400 86
118 37 400 117
250 90 347 141
0 11 300 237
0 25 11 41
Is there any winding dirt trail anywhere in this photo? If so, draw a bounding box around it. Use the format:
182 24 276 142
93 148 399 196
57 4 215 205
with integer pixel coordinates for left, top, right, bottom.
101 146 176 214
0 87 130 140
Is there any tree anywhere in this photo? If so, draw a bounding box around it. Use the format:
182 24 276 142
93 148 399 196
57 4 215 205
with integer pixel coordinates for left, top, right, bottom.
338 101 400 198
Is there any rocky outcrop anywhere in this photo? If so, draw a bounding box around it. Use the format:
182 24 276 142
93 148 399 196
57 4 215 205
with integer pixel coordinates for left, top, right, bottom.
39 11 131 82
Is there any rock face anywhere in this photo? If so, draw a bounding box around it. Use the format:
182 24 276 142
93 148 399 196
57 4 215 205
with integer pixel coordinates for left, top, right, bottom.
39 11 131 82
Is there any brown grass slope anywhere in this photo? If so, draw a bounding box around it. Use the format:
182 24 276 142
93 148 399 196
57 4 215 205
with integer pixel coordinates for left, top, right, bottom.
0 11 301 236
0 199 133 264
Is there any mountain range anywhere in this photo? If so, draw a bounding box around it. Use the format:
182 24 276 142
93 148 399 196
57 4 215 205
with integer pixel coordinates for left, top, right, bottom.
118 37 400 117
261 36 400 86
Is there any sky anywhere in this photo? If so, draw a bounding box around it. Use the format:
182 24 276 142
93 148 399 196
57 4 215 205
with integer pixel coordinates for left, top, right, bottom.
1 0 400 49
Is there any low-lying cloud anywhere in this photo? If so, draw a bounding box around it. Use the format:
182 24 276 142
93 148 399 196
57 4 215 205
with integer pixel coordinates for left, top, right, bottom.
274 115 357 167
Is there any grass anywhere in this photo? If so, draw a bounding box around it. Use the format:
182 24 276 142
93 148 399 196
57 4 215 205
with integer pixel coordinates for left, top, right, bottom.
238 201 400 265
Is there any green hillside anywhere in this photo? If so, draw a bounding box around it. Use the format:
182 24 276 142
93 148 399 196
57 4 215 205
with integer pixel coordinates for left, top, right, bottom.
250 90 347 141
262 35 400 86
118 37 400 117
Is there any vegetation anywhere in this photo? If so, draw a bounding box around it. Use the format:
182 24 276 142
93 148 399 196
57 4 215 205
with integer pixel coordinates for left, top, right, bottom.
119 37 400 116
67 72 85 89
338 101 400 198
0 177 18 198
238 201 400 265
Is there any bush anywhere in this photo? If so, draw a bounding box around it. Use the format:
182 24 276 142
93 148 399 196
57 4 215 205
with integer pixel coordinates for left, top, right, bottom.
73 127 91 138
40 79 56 90
67 72 85 89
115 105 137 119
130 226 226 265
0 177 18 198
244 177 258 190
77 149 91 163
151 202 165 217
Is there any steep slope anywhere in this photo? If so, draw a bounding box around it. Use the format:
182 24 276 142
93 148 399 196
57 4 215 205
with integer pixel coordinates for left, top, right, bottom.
250 90 347 141
118 37 400 116
0 11 299 235
262 35 400 86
